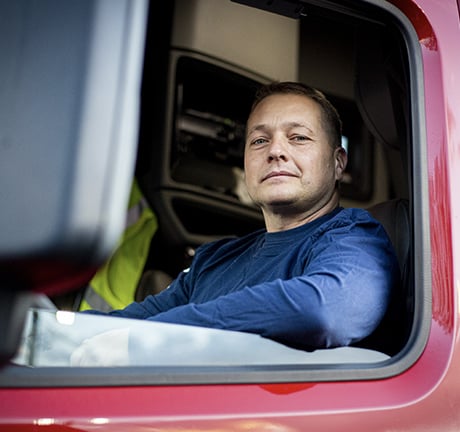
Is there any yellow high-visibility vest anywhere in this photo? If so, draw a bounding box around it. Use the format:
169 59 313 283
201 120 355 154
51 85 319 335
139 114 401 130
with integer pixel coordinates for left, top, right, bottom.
79 180 158 312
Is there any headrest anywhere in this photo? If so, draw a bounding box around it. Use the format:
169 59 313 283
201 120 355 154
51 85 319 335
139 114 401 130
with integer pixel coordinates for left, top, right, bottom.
354 30 408 152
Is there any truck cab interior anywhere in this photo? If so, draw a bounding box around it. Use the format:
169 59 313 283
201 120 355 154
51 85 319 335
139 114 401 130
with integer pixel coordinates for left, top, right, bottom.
133 0 419 358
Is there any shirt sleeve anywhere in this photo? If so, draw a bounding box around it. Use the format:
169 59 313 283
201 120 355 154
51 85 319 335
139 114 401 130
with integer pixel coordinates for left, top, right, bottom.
103 236 238 319
146 220 400 351
102 238 227 319
103 268 192 319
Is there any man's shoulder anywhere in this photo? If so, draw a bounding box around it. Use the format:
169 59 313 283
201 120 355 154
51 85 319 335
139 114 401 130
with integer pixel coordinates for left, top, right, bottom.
331 207 378 225
316 207 385 238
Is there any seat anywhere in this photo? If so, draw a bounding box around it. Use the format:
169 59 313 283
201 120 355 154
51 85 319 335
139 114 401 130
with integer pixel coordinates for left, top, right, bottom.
350 24 412 356
353 198 412 356
368 198 410 284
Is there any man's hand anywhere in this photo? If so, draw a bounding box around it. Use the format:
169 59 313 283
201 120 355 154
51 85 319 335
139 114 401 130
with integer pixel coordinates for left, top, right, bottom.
70 328 130 366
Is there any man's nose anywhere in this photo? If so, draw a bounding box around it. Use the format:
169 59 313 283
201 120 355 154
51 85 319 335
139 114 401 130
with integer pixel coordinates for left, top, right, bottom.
267 137 288 161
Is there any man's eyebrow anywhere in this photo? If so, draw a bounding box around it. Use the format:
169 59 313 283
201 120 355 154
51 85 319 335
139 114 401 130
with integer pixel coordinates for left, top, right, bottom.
247 123 268 136
284 121 315 134
248 121 313 133
246 121 316 137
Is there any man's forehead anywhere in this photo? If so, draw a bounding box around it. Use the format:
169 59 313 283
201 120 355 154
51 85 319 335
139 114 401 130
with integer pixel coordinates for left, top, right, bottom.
247 121 316 136
250 93 320 118
248 97 321 131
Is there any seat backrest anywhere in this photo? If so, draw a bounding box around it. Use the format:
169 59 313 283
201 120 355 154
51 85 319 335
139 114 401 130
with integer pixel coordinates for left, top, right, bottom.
354 198 412 356
367 198 410 282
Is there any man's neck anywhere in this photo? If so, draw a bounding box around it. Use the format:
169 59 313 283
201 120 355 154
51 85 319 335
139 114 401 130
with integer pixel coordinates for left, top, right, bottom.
263 195 341 233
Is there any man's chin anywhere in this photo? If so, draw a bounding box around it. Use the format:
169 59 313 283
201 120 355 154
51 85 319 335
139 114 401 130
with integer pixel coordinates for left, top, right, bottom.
264 197 299 211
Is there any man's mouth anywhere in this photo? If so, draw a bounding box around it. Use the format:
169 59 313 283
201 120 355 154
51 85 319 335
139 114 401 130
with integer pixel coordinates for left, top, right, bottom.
261 171 297 182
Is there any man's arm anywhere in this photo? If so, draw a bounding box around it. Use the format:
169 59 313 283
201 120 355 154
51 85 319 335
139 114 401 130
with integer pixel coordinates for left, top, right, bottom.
146 228 399 351
93 268 191 319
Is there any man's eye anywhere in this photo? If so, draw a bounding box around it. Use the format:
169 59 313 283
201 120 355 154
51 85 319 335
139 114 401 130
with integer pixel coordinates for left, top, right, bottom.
252 138 267 146
291 135 309 143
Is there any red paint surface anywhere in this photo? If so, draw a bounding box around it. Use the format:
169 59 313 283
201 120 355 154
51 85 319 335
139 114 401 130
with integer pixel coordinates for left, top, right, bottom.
2 0 460 430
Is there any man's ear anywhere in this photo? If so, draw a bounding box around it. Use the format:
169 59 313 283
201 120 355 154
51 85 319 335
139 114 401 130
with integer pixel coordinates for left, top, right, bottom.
334 147 348 180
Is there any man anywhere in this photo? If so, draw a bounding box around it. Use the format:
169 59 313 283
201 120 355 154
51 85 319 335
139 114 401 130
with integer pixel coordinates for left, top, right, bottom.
87 82 399 351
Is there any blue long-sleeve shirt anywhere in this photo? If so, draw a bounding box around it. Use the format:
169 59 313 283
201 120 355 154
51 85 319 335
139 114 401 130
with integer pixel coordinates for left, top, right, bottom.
104 207 400 351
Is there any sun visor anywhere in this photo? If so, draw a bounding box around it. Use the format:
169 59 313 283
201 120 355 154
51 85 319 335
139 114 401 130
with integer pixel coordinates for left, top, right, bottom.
0 0 148 265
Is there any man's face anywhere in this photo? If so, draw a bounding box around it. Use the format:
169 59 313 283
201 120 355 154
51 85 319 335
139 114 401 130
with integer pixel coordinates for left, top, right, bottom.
244 93 347 215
